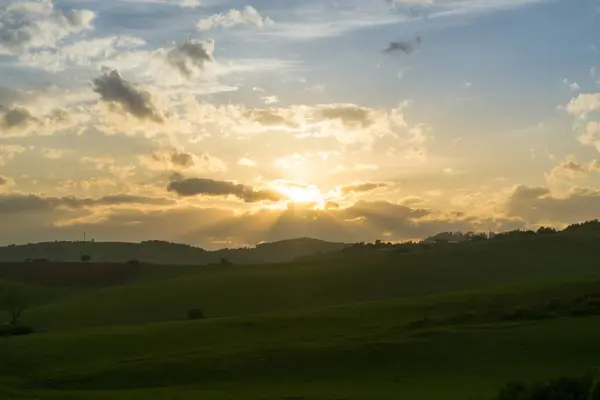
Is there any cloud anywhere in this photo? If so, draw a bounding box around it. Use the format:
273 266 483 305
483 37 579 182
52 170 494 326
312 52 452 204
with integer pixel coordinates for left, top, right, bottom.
544 155 600 182
0 106 37 131
579 121 600 152
0 0 95 54
563 78 580 93
565 93 600 119
383 37 422 55
196 6 274 31
506 184 600 224
315 104 375 128
0 176 6 186
340 182 390 194
17 35 147 73
0 193 173 215
166 38 215 79
140 149 227 173
92 68 164 122
41 148 67 160
167 176 285 203
237 157 257 167
262 95 279 105
0 105 73 136
0 145 26 166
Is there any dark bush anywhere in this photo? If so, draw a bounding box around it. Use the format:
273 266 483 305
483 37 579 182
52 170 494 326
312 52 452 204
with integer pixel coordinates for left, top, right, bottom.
0 325 34 337
497 381 528 400
127 259 141 265
589 377 600 400
187 308 205 320
496 375 594 400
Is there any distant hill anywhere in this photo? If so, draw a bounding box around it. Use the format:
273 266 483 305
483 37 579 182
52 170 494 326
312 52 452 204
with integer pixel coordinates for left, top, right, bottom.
0 237 350 265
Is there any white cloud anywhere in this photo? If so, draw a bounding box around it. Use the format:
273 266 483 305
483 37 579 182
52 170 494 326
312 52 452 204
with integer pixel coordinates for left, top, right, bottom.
261 95 279 105
18 35 146 72
565 93 600 119
579 121 600 152
41 148 67 160
0 145 26 166
237 157 257 167
0 0 95 55
197 5 274 31
563 78 580 93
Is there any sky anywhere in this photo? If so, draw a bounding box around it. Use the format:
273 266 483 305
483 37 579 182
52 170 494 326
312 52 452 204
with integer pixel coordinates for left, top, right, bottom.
1 0 600 249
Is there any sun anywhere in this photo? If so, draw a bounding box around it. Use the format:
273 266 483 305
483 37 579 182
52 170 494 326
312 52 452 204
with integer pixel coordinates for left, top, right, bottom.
275 184 326 209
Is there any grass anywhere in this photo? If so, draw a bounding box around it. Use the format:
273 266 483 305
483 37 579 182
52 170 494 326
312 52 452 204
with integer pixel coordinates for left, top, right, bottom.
19 233 600 331
2 233 600 398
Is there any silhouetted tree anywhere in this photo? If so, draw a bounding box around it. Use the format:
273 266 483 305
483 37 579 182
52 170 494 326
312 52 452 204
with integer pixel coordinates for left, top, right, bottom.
1 289 27 326
187 308 205 320
537 226 557 235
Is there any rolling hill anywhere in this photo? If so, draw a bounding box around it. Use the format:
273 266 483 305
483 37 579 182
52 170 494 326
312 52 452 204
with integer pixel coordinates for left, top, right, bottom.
1 231 600 398
0 237 350 265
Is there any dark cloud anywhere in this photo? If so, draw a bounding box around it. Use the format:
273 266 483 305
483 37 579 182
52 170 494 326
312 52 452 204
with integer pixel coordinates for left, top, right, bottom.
0 105 71 135
325 201 340 210
506 185 600 224
151 149 195 169
0 193 173 215
315 104 374 128
0 106 38 131
169 150 195 168
0 196 525 248
340 182 389 194
383 36 422 55
248 109 299 128
166 38 215 79
167 177 286 203
0 176 6 186
92 68 164 122
248 104 375 129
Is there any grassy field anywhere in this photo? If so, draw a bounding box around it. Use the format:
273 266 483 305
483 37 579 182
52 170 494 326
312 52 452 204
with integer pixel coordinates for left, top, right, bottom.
1 233 600 399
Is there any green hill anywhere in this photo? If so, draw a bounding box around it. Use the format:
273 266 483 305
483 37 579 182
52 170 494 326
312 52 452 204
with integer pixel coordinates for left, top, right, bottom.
1 231 600 399
0 237 350 265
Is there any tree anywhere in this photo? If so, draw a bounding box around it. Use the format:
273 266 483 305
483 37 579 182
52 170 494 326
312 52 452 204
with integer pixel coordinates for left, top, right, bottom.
1 289 27 326
80 254 91 262
187 308 205 320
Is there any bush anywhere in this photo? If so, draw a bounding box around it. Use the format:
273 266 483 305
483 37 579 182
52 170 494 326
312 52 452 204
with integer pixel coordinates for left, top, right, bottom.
497 381 528 400
127 259 141 265
589 376 600 400
496 375 594 400
0 325 34 337
187 308 205 320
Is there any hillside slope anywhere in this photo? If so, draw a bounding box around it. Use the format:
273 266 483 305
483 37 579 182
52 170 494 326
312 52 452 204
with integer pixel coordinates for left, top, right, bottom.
4 278 600 399
19 233 600 330
0 238 349 265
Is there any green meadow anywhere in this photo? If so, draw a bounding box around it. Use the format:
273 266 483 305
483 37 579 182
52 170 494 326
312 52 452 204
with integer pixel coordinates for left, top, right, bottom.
2 232 600 399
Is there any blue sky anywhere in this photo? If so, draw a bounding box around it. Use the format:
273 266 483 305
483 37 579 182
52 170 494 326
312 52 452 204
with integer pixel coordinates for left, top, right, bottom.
1 0 600 248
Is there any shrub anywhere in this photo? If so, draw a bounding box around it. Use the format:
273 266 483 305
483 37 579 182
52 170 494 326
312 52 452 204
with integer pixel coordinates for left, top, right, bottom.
127 259 141 265
187 308 205 320
496 375 594 400
0 325 34 337
496 381 528 400
589 376 600 400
